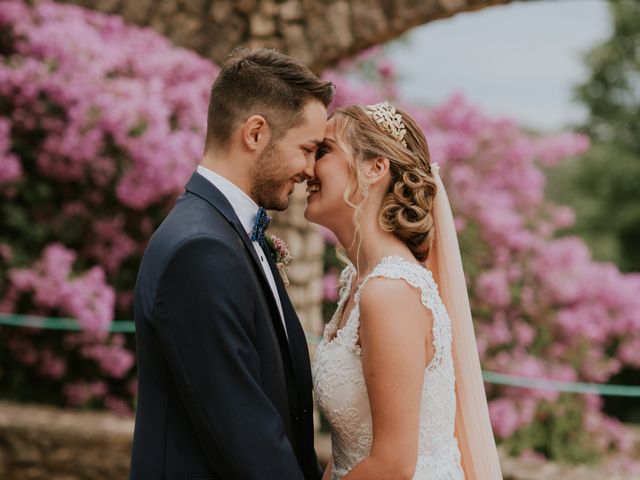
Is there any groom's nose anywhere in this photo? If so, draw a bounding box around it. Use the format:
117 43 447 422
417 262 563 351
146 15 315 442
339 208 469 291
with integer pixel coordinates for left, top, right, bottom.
302 153 316 180
293 167 315 185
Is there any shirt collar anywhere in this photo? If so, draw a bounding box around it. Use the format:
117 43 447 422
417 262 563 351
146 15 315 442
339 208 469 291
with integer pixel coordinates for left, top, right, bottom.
196 165 259 235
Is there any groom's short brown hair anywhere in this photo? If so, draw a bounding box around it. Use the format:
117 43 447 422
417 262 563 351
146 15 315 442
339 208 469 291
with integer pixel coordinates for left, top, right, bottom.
204 47 334 152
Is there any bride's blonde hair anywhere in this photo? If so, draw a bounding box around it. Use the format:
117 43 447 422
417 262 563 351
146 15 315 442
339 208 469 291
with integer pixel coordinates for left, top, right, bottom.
332 105 504 479
330 104 437 262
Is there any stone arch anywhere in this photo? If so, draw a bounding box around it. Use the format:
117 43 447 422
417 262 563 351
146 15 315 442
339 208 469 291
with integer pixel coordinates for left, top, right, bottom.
58 0 525 71
53 0 528 333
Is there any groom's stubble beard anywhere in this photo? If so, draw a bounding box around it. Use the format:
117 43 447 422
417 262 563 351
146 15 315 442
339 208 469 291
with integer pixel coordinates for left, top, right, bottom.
250 139 290 211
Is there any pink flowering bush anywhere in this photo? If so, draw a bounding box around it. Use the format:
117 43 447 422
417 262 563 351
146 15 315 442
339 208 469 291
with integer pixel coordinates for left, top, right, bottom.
1 0 638 468
322 52 640 469
0 0 216 413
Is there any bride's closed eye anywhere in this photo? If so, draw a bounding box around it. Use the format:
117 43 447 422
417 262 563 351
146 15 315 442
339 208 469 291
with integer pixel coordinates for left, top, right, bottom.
316 144 329 160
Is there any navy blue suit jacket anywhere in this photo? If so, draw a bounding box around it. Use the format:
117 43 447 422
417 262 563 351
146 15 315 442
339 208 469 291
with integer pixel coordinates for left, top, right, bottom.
129 172 320 479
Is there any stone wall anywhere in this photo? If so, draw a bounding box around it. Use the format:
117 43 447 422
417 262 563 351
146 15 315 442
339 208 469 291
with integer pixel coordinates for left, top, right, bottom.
1 401 638 480
270 185 326 346
57 0 522 72
0 402 132 480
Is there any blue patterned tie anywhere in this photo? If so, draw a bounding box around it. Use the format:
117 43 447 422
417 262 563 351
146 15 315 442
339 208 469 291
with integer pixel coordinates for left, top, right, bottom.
250 207 271 249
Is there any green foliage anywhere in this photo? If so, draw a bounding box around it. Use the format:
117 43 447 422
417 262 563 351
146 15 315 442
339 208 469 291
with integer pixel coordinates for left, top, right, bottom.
553 0 640 272
546 143 640 271
575 0 640 152
507 396 601 464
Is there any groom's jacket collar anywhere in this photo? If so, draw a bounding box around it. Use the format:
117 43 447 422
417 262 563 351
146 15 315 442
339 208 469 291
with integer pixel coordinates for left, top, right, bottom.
185 170 247 232
195 165 259 235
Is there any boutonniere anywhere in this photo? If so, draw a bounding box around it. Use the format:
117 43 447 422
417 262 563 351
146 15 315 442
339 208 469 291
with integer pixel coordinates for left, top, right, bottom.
266 235 292 286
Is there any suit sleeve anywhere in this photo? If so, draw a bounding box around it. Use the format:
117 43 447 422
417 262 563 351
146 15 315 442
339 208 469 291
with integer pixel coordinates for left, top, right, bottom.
151 235 304 479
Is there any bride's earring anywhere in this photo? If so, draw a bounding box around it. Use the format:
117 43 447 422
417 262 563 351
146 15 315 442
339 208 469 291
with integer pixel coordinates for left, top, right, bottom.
362 171 374 198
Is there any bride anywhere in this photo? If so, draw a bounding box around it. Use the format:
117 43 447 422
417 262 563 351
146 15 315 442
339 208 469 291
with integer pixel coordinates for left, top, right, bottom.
305 102 503 480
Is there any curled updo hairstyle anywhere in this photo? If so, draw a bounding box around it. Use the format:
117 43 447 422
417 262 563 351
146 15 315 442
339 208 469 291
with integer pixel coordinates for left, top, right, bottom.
331 105 437 262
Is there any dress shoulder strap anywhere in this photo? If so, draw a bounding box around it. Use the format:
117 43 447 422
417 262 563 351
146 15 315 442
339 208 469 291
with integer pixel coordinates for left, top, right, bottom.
354 256 438 306
353 256 453 371
337 263 356 303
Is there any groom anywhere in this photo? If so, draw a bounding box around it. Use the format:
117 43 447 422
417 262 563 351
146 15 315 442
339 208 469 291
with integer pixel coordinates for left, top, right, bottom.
130 47 333 479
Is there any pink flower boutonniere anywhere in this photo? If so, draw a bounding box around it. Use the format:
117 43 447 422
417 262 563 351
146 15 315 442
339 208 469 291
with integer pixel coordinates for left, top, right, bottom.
266 235 292 286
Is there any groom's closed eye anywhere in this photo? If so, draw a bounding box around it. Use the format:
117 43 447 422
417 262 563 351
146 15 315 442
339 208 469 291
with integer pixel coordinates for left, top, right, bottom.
302 142 322 156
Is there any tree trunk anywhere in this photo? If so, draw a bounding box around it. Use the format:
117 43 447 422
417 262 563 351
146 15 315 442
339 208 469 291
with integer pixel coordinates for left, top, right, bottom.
57 0 526 71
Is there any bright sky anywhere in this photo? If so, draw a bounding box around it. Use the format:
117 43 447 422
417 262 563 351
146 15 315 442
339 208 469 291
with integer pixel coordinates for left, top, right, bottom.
388 0 611 132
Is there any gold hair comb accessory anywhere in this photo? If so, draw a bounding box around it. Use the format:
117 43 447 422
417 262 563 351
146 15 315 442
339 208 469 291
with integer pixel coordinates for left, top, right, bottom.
364 101 407 148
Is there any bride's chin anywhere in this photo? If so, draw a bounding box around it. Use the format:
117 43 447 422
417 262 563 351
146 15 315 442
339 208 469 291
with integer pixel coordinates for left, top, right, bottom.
304 204 323 225
303 205 315 223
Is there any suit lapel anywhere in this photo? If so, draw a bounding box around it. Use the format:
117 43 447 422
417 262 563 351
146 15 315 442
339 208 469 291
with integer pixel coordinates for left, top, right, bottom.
261 243 303 339
261 243 312 394
184 172 298 379
184 173 263 276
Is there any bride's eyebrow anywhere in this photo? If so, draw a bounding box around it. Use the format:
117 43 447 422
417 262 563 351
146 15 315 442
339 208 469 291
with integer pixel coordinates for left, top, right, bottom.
301 139 323 150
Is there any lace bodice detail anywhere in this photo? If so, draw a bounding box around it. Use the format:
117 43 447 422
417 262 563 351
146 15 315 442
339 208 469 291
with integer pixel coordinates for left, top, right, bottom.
312 256 463 480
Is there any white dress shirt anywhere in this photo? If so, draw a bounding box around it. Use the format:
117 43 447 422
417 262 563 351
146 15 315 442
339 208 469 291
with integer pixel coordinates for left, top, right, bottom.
196 165 288 339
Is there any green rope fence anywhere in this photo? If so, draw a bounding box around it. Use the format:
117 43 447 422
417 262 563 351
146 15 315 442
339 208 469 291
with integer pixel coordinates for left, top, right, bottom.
2 312 640 397
0 312 136 333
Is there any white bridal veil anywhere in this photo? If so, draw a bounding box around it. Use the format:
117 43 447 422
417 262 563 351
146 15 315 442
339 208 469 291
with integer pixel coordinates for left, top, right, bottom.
426 164 503 479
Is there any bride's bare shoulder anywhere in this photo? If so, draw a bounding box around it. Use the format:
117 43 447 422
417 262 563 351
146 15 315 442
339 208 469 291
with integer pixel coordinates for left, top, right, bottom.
358 277 433 334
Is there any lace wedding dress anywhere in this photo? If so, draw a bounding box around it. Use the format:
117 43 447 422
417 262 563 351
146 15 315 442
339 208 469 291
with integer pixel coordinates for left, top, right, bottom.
312 256 464 480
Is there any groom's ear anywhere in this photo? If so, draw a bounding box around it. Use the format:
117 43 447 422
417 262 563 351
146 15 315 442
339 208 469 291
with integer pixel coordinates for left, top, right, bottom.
365 156 391 185
241 115 272 153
